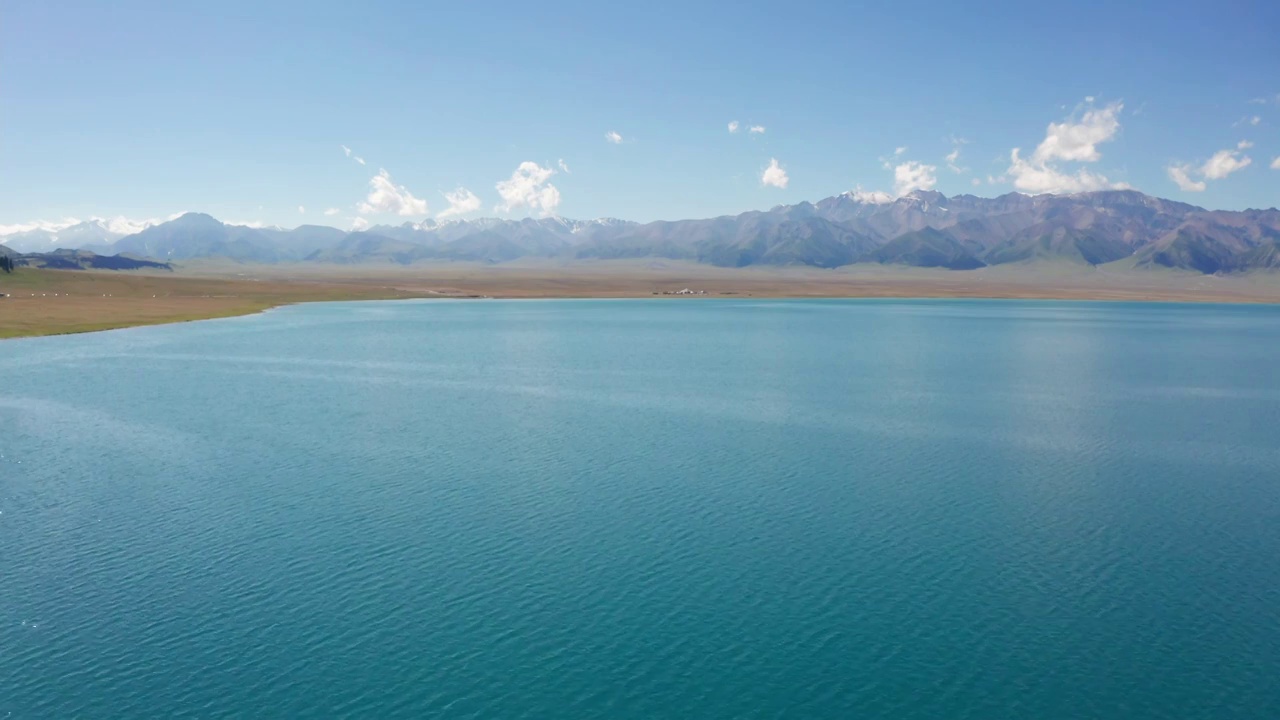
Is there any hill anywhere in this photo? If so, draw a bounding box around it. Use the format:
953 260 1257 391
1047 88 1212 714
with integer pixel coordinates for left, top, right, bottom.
15 249 172 271
864 227 985 269
983 226 1133 266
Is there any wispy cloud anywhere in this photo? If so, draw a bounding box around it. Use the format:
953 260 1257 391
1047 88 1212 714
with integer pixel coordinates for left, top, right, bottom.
358 169 429 216
1272 156 1280 170
437 187 482 219
323 208 340 216
894 146 908 156
749 125 766 135
496 161 561 216
1238 139 1255 150
558 158 571 174
761 158 789 188
342 144 366 165
945 136 969 173
605 131 623 144
728 120 740 134
297 206 306 214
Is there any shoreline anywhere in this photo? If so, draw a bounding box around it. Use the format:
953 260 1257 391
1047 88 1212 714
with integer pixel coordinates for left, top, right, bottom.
6 292 1279 341
4 264 1280 339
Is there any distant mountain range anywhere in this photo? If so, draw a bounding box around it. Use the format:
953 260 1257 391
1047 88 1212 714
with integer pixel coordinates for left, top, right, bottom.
4 190 1280 274
0 219 140 254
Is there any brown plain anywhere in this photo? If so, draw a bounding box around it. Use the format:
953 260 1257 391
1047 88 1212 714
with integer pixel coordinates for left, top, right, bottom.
3 260 1279 339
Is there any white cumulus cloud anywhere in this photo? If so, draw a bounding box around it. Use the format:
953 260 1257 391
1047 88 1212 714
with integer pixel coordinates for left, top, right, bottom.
0 217 81 236
126 215 181 233
358 169 429 216
728 120 740 133
1272 156 1280 170
0 214 174 238
1201 149 1252 179
1167 164 1207 192
894 146 908 156
496 161 562 216
437 187 482 219
298 206 306 214
1031 101 1123 163
324 208 340 216
1165 145 1254 192
749 125 766 134
121 214 179 233
761 158 789 188
1007 150 1119 194
850 186 893 204
605 131 623 144
893 160 938 196
1005 100 1127 194
853 155 941 202
351 217 369 231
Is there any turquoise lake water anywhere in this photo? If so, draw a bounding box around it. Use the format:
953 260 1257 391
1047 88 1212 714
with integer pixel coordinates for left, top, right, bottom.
2 299 1279 718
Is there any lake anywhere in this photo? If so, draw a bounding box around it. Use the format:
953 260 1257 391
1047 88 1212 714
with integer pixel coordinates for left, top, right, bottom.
2 299 1279 718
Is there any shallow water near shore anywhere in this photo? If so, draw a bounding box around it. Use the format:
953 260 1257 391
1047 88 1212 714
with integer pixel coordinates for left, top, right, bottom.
2 299 1279 718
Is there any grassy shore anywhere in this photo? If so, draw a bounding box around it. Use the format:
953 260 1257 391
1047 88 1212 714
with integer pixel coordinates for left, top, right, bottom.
0 269 429 338
3 261 1279 339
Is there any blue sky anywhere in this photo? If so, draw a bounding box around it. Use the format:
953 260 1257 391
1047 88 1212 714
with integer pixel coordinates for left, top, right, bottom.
2 0 1277 232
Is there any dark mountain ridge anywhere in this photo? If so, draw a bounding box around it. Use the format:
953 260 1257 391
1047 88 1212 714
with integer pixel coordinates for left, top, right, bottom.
5 248 172 271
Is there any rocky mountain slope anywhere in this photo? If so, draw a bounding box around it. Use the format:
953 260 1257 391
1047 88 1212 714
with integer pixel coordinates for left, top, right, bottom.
6 190 1279 274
